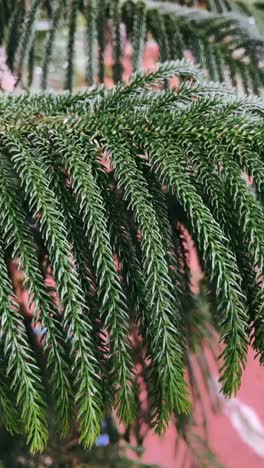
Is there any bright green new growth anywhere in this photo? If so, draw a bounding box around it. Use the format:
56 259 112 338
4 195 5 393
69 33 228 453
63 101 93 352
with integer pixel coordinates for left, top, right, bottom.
0 61 263 451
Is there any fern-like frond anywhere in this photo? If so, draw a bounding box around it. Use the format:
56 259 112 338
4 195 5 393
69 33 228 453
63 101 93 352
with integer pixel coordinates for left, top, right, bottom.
0 153 74 437
0 61 263 450
0 237 48 452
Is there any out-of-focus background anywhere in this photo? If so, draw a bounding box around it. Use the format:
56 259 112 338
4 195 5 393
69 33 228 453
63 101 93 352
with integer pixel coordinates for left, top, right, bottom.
139 348 264 467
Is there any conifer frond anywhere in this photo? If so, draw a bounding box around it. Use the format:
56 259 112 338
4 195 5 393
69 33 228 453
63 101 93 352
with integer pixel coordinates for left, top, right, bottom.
0 62 263 450
0 237 48 452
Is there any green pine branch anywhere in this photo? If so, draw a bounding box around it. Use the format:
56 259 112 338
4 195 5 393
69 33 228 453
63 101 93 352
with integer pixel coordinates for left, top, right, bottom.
0 62 263 451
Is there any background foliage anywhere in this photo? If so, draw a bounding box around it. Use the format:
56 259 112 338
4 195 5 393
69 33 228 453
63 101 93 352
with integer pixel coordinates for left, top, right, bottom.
1 0 264 93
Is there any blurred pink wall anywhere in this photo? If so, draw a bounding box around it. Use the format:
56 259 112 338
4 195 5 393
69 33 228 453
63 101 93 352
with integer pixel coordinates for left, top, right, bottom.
141 348 264 467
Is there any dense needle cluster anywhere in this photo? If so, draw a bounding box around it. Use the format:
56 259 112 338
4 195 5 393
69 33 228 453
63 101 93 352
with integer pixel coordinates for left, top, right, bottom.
0 61 263 451
1 0 264 93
